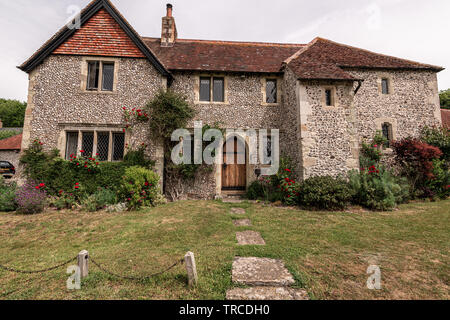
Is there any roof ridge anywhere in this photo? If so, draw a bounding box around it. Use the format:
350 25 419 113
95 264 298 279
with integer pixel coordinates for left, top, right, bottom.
314 37 444 70
283 37 321 65
142 36 306 47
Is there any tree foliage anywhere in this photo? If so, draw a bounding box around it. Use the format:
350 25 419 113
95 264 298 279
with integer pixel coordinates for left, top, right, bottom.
0 99 27 127
440 89 450 109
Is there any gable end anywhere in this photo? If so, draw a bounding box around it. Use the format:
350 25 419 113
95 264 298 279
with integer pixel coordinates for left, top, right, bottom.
19 0 171 79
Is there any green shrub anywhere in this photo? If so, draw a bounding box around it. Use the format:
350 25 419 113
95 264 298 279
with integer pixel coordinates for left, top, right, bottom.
20 140 141 196
425 159 450 199
81 188 117 212
15 180 47 214
360 131 387 168
298 176 352 210
49 191 77 210
120 166 160 210
421 126 450 162
348 167 409 211
124 144 155 168
0 176 17 212
246 181 264 200
276 168 300 206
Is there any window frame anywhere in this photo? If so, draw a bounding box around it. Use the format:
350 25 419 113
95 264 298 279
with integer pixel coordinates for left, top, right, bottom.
322 86 337 107
265 79 278 104
381 78 389 95
82 57 119 93
197 75 227 104
381 122 393 148
64 129 126 162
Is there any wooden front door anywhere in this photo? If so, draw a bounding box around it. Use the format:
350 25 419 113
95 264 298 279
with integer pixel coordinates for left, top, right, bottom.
222 137 246 190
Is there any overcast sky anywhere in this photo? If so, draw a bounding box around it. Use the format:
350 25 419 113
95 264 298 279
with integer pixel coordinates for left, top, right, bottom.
0 0 448 102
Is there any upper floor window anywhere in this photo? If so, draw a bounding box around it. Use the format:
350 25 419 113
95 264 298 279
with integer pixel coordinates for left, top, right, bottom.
87 61 115 92
65 130 125 162
200 77 224 102
324 88 335 107
266 79 278 104
381 78 390 94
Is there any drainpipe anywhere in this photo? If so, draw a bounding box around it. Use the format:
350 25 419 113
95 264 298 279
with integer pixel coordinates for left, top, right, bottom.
354 80 363 95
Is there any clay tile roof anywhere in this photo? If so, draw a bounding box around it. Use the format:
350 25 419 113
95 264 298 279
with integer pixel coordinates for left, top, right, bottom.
286 37 444 80
143 37 305 73
441 109 450 129
0 134 22 151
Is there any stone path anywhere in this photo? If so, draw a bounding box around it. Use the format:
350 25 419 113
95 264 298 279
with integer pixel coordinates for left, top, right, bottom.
236 231 265 245
230 207 246 215
226 286 310 301
233 219 252 227
226 207 309 300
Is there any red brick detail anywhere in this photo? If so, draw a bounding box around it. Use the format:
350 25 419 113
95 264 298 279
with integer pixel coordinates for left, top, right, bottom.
0 134 22 150
53 9 145 58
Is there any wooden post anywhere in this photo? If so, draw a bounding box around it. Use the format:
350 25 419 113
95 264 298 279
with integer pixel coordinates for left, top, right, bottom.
184 251 198 287
77 250 89 279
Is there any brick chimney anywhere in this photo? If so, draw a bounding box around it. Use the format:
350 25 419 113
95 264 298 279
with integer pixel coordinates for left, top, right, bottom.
161 4 178 47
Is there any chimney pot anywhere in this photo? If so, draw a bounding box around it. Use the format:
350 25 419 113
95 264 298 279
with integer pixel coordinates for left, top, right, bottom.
161 3 177 47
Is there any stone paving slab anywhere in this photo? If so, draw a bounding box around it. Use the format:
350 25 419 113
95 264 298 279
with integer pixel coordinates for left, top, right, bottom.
233 219 252 227
230 208 246 215
236 231 265 245
226 286 309 300
232 257 295 286
223 199 244 203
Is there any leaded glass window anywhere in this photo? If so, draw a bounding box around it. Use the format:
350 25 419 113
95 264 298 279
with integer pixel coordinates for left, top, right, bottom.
65 132 79 160
213 77 224 102
102 63 114 91
112 133 125 161
81 132 94 158
200 77 211 101
97 132 110 161
266 79 277 103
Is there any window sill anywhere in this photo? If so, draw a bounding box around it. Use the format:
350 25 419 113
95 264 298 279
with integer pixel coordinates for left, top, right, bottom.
81 90 118 95
196 101 229 105
261 103 280 107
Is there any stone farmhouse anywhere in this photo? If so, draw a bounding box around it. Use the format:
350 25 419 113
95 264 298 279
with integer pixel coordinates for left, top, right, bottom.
19 0 444 199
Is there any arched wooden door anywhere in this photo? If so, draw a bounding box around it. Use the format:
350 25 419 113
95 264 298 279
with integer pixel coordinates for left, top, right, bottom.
222 136 246 190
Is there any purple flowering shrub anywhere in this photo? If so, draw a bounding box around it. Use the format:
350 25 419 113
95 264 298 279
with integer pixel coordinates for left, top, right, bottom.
15 180 47 214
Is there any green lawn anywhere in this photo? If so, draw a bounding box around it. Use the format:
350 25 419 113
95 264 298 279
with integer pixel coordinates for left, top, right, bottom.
0 200 448 300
